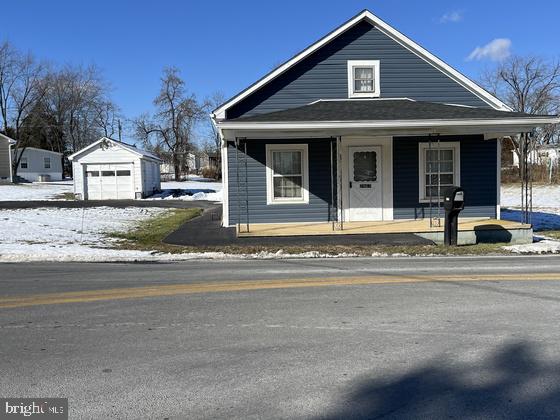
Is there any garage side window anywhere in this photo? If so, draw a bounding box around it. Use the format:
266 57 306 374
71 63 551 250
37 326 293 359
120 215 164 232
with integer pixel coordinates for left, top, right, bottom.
418 142 460 202
266 144 309 204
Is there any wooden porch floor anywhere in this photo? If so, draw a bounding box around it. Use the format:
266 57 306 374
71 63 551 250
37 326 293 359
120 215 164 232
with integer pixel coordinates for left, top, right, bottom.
237 218 531 237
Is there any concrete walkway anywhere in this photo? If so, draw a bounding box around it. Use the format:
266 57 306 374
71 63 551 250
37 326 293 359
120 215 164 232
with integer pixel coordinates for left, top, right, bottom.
163 207 434 246
0 199 217 210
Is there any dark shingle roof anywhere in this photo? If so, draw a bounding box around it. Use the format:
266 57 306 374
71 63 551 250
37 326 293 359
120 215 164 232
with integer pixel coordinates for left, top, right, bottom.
229 99 553 122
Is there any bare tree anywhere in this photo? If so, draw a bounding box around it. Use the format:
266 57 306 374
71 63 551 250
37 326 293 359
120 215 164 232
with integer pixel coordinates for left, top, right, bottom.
203 91 225 177
134 67 207 181
481 55 560 159
39 64 112 153
94 100 122 139
0 41 46 176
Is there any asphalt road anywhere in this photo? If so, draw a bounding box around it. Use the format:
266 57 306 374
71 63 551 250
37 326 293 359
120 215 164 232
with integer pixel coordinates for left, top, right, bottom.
2 256 560 419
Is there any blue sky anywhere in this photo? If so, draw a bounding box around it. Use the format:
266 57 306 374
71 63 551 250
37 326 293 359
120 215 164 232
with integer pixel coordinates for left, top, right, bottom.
2 0 558 120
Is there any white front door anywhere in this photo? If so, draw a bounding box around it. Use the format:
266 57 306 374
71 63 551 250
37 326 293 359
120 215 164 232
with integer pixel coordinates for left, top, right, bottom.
348 146 382 221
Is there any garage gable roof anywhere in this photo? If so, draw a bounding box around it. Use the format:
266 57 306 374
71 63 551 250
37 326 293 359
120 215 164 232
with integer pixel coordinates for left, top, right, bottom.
68 137 162 162
212 9 511 120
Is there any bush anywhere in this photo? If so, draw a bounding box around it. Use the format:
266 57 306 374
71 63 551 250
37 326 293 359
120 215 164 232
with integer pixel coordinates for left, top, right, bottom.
201 166 220 180
502 164 560 184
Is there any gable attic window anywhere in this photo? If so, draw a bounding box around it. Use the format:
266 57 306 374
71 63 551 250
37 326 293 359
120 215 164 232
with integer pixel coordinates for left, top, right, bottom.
347 60 380 98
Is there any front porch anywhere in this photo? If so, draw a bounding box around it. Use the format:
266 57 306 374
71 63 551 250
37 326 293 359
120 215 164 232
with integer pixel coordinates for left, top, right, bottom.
237 218 532 245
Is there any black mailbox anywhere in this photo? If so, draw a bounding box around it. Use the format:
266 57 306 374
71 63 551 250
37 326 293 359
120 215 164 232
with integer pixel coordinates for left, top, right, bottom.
443 186 464 246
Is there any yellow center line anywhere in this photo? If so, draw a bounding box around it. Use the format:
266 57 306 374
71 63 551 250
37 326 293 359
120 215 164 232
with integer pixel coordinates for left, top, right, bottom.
1 272 560 309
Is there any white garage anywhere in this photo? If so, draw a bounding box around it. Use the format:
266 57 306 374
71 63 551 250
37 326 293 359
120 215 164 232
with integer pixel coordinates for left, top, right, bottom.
69 137 162 200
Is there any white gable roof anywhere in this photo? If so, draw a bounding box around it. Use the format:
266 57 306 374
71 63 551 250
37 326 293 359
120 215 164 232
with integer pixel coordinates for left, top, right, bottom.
14 147 63 156
0 132 16 145
68 137 162 162
212 9 511 120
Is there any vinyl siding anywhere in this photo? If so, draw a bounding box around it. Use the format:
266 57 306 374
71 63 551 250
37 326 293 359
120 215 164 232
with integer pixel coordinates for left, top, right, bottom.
227 20 489 119
227 139 337 224
15 148 63 182
393 135 497 219
0 138 10 181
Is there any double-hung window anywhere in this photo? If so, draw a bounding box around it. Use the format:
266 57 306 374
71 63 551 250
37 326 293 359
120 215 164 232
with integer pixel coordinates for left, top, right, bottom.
20 157 28 169
347 60 380 98
266 144 309 204
418 142 460 202
44 157 51 169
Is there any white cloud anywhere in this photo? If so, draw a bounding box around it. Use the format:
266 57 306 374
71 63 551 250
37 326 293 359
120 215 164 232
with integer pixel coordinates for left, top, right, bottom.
439 10 463 23
467 38 512 61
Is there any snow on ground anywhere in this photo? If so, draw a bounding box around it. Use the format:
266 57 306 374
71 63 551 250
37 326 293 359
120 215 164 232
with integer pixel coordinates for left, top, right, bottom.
0 181 73 201
501 184 560 231
501 183 560 253
0 206 358 262
501 184 560 208
0 177 222 202
0 207 165 262
504 237 560 254
150 177 222 202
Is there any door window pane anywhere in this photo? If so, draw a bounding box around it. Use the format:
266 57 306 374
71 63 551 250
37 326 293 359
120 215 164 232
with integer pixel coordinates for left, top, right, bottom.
353 151 377 181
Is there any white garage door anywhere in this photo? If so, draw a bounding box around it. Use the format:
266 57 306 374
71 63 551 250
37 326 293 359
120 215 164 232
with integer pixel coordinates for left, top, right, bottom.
85 164 134 200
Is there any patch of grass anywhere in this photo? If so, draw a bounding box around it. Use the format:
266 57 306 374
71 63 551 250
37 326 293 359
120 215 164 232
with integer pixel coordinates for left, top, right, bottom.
110 208 202 250
130 241 512 256
537 230 560 240
55 192 76 200
109 208 515 256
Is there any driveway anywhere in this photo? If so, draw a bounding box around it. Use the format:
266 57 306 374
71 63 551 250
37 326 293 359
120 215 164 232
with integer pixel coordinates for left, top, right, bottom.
0 199 217 209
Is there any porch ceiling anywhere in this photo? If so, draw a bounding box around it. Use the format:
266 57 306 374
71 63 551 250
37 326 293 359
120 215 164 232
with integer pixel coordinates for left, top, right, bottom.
237 218 531 237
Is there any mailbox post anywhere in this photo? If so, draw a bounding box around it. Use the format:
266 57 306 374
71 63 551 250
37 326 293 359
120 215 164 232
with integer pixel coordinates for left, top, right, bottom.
443 187 465 246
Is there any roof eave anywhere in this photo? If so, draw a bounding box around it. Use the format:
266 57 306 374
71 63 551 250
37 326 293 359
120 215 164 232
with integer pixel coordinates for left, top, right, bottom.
217 117 560 131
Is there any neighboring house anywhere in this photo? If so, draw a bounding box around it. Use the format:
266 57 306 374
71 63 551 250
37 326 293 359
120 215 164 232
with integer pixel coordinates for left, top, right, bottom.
69 137 162 200
14 147 63 182
160 152 209 176
511 144 560 168
0 133 14 184
211 10 559 238
538 144 560 166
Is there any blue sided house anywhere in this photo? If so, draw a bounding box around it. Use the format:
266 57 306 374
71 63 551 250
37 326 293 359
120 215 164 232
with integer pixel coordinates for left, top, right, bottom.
211 10 559 244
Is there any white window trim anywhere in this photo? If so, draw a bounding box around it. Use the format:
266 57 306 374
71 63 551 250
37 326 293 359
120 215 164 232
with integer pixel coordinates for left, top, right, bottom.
347 60 380 98
44 157 51 169
265 143 309 205
418 141 460 203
